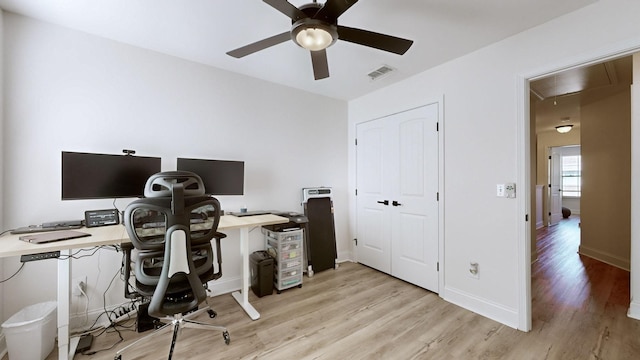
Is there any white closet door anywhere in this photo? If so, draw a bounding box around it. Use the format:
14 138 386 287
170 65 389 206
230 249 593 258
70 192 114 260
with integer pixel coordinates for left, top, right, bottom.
356 104 439 293
390 105 439 292
355 119 392 273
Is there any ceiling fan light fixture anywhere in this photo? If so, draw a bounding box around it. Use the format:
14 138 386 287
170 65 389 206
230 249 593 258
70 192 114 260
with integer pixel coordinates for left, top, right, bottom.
555 125 574 133
292 19 337 51
296 27 333 50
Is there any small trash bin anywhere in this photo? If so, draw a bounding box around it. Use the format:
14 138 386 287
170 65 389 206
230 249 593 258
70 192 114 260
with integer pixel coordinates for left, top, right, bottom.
250 250 274 297
1 301 57 360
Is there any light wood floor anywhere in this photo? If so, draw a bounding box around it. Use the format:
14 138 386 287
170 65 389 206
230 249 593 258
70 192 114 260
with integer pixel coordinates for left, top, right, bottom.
38 217 639 359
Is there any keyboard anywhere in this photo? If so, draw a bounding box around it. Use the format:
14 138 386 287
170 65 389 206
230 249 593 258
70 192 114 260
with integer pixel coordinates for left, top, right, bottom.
229 210 273 217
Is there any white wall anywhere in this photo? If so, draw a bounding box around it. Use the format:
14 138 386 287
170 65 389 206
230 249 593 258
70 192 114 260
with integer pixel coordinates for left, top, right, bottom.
580 89 631 270
0 13 348 327
348 0 640 329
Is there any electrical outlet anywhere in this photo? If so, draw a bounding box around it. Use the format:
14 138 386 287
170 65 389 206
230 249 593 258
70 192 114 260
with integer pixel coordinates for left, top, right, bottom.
469 262 479 279
496 184 505 197
72 276 87 296
505 183 516 198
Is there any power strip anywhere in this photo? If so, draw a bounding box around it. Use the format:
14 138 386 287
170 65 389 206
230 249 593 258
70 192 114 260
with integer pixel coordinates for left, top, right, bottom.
110 309 138 325
20 251 61 262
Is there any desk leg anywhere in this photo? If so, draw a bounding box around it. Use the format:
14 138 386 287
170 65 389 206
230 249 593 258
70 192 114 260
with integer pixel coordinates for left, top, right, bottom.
231 227 260 320
57 249 71 360
57 250 80 360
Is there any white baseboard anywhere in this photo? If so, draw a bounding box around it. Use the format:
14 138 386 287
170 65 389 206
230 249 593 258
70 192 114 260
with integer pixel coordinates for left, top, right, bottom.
206 254 354 296
69 301 139 332
207 276 241 297
628 299 640 320
71 255 357 331
68 280 243 332
578 245 630 271
337 250 353 263
442 285 520 330
0 332 7 359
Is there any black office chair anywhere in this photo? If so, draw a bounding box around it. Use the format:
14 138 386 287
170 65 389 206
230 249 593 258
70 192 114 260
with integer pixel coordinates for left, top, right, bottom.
115 171 230 360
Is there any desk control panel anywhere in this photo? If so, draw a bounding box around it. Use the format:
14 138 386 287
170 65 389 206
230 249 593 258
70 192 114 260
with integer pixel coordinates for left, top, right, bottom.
20 251 61 262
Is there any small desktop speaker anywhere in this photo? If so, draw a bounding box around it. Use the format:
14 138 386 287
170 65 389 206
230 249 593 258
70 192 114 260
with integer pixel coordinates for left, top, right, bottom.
250 251 274 297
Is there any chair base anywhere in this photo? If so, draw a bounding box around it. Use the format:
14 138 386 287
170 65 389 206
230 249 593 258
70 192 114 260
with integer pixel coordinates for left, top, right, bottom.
114 306 230 360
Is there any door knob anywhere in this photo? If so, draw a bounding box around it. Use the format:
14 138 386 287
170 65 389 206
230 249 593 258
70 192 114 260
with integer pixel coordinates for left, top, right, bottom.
377 200 389 205
392 200 402 206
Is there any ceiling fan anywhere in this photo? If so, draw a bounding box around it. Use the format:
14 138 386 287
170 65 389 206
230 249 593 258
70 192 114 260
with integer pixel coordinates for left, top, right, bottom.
226 0 414 80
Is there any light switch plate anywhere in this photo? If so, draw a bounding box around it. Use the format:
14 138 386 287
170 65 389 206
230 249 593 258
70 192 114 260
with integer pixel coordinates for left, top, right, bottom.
496 184 505 197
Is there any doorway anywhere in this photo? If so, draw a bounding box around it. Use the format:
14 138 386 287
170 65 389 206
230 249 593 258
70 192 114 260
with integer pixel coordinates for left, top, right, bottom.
527 52 633 329
548 145 581 226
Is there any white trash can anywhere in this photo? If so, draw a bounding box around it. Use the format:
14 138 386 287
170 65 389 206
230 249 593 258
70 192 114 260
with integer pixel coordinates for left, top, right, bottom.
1 301 57 360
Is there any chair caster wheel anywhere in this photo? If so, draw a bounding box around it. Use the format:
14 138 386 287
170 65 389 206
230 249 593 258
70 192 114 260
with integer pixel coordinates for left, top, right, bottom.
208 309 217 319
114 355 122 360
298 284 302 288
223 331 231 345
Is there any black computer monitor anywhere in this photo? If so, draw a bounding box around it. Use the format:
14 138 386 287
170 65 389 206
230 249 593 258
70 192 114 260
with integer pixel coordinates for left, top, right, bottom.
62 151 161 200
177 157 244 195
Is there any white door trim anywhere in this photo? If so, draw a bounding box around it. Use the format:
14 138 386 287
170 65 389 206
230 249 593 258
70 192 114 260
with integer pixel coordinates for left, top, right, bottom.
517 38 640 331
352 96 445 296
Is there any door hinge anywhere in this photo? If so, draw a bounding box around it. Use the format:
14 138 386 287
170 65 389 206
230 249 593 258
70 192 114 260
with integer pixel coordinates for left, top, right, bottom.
355 189 358 196
354 238 358 246
436 192 439 201
548 184 551 188
548 212 551 216
436 122 439 131
549 155 551 160
355 138 358 146
437 262 439 271
525 214 529 222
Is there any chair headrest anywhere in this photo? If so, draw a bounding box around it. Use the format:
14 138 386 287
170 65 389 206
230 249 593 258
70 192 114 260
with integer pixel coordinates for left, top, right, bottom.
144 171 205 198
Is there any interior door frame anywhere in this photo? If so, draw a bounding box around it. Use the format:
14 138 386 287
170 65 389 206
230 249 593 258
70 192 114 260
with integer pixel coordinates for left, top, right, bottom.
517 42 640 331
548 146 563 226
353 97 445 296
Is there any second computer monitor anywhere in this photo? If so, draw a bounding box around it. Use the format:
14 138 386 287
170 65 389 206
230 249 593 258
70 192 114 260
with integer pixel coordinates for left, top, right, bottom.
177 157 244 195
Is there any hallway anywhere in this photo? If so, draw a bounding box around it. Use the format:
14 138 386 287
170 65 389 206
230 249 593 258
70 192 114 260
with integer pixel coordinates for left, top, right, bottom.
532 215 636 357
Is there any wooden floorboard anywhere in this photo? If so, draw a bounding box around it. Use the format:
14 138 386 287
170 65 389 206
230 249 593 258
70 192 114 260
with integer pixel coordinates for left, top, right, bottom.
26 215 640 359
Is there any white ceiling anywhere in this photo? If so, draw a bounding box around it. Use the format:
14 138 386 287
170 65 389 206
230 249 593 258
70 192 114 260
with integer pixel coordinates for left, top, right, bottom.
0 0 597 100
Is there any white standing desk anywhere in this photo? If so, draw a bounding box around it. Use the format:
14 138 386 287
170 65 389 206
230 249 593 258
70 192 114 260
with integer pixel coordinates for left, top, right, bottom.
0 214 287 360
208 214 288 320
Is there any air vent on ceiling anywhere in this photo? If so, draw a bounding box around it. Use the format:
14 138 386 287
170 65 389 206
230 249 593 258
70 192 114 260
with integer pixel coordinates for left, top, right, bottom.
367 65 395 81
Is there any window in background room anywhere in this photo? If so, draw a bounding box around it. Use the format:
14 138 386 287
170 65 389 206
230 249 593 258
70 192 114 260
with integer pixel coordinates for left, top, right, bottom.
561 154 581 197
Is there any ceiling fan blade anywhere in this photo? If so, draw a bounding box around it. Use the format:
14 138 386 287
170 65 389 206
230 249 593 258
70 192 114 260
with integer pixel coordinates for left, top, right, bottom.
310 49 330 80
314 0 359 21
263 0 308 21
226 31 291 58
337 26 413 55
